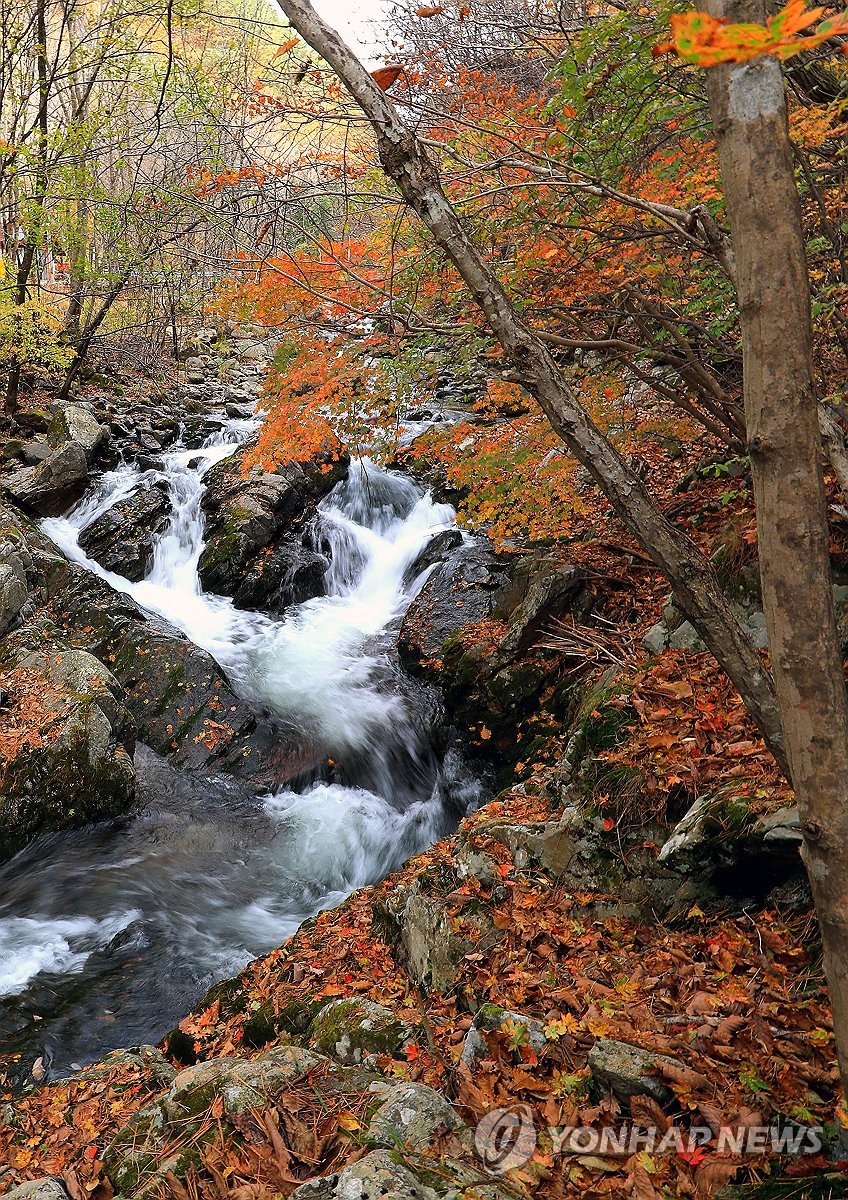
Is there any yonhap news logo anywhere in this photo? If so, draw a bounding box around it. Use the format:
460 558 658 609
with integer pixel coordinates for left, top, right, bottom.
473 1108 824 1173
474 1105 538 1172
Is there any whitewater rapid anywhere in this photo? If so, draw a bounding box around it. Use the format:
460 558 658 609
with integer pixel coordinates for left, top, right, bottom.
0 417 481 1075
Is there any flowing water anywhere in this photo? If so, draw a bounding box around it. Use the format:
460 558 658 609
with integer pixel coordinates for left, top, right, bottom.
0 419 482 1078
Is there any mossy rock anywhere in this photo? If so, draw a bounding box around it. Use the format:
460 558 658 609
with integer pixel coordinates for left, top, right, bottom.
163 1057 244 1124
308 998 410 1065
102 1103 169 1194
242 1000 277 1049
276 994 325 1036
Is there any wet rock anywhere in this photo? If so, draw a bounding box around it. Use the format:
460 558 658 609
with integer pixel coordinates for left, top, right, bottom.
0 506 315 791
4 442 89 517
403 528 464 587
401 549 589 749
368 1081 469 1151
291 1150 441 1200
308 997 410 1065
198 442 348 613
78 480 172 581
52 564 317 786
588 1038 680 1105
47 403 109 464
399 541 509 668
1 1181 70 1200
0 648 136 862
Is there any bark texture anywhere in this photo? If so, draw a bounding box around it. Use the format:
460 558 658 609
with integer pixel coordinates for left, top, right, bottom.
278 0 785 768
704 0 848 1100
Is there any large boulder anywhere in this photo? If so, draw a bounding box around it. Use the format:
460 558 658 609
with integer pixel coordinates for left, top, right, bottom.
401 548 589 749
0 648 136 862
3 442 89 517
0 498 317 793
399 541 511 670
51 564 318 785
47 403 110 464
78 480 172 581
198 443 348 612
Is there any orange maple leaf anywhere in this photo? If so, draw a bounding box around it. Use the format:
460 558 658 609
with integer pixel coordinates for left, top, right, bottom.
370 65 404 91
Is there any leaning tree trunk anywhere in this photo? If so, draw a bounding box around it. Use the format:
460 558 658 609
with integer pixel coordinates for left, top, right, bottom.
703 0 848 1104
277 0 786 771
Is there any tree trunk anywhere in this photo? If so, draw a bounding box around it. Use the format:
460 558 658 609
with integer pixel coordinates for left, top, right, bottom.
703 0 848 1103
277 0 787 771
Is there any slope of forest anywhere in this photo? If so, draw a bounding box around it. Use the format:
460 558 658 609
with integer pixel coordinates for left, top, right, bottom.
1 0 848 1197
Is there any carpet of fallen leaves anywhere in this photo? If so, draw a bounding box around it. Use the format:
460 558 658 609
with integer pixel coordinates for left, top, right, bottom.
0 665 73 776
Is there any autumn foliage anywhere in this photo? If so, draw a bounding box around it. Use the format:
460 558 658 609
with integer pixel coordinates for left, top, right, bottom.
658 0 848 64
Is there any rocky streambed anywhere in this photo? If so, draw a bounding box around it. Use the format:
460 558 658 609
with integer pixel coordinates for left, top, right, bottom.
0 337 497 1080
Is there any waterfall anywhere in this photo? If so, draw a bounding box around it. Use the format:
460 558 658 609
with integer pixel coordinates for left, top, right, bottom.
0 420 481 1075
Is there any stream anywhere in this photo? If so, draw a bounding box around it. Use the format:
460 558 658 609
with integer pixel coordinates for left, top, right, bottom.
0 416 482 1079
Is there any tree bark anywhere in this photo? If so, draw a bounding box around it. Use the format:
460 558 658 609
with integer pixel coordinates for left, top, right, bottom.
277 0 787 770
703 0 848 1102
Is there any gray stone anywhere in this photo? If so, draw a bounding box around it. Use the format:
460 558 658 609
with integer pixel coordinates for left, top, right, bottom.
485 818 578 877
308 997 409 1065
461 1006 547 1069
398 541 509 668
658 794 715 865
642 622 669 654
1 1183 69 1200
21 441 51 465
78 481 172 581
755 805 802 843
668 620 706 652
47 404 109 464
4 442 89 517
291 1150 441 1200
493 565 585 665
163 1057 243 1123
381 879 499 993
588 1038 678 1105
368 1081 468 1151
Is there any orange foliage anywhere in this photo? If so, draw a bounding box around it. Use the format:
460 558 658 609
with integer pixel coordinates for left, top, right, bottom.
657 0 848 64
